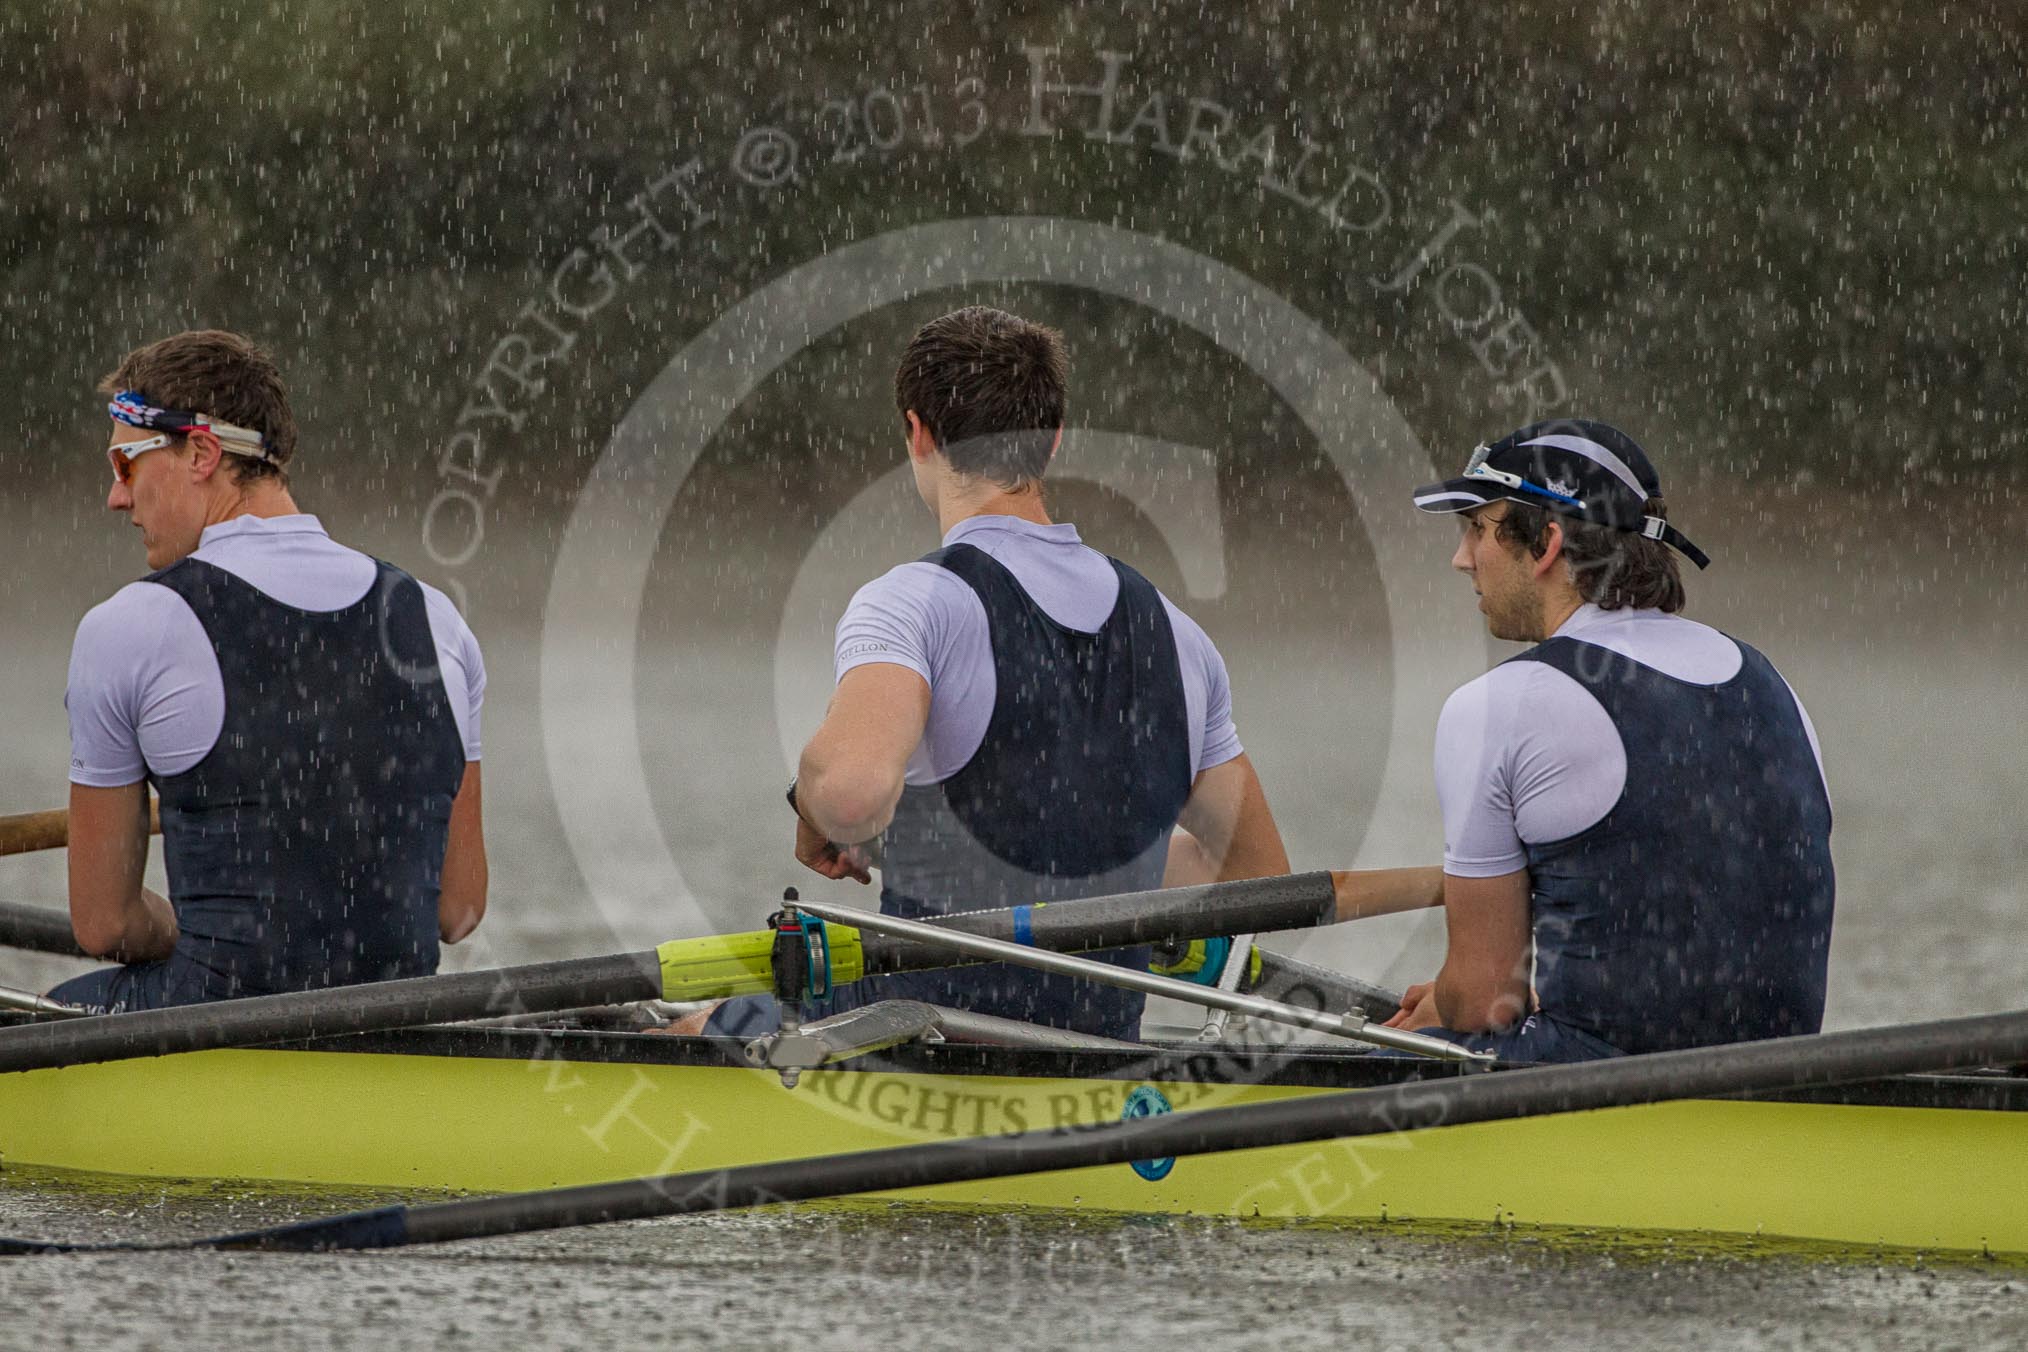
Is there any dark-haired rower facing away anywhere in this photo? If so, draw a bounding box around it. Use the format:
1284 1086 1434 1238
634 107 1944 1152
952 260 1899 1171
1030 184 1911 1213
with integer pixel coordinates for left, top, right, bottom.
677 306 1291 1042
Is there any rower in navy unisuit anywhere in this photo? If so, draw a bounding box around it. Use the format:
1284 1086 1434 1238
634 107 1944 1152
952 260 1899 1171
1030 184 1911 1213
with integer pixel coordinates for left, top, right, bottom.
684 306 1291 1042
53 330 489 1012
1387 418 1834 1061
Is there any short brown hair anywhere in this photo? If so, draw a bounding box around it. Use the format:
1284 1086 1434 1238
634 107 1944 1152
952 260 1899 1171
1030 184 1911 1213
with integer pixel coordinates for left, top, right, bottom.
893 307 1067 487
98 330 297 487
1495 499 1686 612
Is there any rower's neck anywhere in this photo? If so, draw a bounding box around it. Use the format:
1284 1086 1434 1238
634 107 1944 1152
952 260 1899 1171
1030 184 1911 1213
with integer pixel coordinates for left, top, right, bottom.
937 479 1051 537
203 481 302 531
1541 592 1584 638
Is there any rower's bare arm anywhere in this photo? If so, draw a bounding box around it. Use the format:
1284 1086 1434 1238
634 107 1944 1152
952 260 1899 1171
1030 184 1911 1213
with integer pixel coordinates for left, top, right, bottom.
66 780 176 962
438 762 487 944
797 663 932 844
1433 868 1532 1033
1328 866 1445 923
1167 754 1290 885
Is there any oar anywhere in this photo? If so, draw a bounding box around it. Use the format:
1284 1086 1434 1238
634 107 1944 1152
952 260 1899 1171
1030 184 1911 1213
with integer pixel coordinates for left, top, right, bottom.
0 804 161 859
0 902 87 958
0 872 1341 1075
6 1005 2025 1255
789 895 1484 1062
0 811 70 859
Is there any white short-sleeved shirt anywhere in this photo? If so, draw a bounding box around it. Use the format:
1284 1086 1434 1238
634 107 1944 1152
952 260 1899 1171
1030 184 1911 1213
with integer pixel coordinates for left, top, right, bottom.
66 515 483 788
834 515 1242 787
1434 605 1826 877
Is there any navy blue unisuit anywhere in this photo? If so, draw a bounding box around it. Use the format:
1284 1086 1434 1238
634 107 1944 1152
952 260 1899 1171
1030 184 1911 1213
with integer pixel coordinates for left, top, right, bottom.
51 559 465 1012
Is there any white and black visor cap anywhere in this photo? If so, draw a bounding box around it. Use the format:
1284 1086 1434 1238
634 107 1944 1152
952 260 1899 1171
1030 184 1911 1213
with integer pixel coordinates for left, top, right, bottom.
1411 418 1709 569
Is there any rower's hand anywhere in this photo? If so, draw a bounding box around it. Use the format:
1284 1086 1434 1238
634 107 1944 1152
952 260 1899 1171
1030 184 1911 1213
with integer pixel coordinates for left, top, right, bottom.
654 1001 722 1036
1384 981 1442 1031
795 816 872 884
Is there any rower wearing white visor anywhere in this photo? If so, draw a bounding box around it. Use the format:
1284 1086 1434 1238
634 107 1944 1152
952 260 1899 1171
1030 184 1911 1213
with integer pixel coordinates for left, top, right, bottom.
52 329 488 1012
1384 418 1833 1062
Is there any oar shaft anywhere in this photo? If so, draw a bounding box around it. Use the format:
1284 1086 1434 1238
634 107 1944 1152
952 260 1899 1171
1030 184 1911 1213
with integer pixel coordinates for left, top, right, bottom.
868 871 1338 974
0 803 161 859
257 1005 2028 1252
0 903 87 958
0 872 1344 1075
805 896 1484 1063
0 811 69 859
644 872 1342 1000
0 952 663 1075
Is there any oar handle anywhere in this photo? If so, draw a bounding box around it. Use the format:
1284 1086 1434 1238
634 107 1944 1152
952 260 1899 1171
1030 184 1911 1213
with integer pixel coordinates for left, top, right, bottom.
865 871 1341 976
0 803 162 859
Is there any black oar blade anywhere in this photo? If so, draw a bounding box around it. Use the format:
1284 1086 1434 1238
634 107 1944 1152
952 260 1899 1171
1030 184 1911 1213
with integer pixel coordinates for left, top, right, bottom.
0 1237 79 1255
184 1006 2028 1253
0 1205 415 1257
205 1204 414 1253
0 1235 165 1255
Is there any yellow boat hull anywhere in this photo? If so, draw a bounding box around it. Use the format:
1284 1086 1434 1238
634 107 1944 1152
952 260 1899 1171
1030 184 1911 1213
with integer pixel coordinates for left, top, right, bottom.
2 1034 2021 1256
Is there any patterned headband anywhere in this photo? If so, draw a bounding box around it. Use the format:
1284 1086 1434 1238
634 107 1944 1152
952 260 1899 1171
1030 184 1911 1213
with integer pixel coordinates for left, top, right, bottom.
108 390 275 463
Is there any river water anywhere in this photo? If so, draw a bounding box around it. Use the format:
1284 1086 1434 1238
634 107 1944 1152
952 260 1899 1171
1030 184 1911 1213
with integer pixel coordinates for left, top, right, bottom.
1 1175 2023 1351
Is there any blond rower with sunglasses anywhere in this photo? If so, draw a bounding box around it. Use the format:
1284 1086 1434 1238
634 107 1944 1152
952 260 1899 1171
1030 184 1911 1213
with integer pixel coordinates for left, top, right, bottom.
55 330 488 1011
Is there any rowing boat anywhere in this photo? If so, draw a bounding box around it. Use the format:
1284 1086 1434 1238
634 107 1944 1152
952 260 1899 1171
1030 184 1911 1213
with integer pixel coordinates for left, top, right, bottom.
5 1017 2023 1257
2 879 2022 1258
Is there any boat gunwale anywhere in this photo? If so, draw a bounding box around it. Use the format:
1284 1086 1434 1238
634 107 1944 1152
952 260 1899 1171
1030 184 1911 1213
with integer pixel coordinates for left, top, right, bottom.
240 1024 2028 1114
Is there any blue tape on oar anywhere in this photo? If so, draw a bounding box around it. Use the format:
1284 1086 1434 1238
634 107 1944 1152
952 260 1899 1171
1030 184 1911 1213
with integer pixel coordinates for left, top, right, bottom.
1012 906 1032 946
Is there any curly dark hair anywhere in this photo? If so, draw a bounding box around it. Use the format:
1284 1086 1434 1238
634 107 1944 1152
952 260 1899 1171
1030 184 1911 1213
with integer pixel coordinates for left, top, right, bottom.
1494 499 1686 612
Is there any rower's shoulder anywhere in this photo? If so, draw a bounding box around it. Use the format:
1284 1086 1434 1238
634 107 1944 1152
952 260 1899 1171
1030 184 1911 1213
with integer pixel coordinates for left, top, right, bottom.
77 578 196 643
1440 658 1582 731
1457 651 1574 695
408 576 483 658
1556 610 1745 686
847 558 977 615
70 581 211 699
1152 591 1224 667
345 554 483 661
